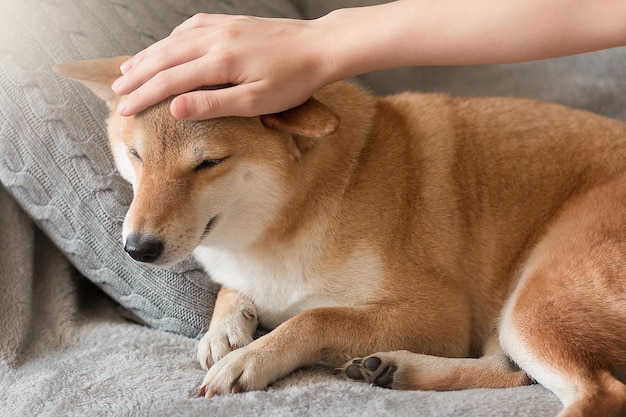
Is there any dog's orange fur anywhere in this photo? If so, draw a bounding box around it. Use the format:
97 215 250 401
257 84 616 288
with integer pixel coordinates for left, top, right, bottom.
55 57 626 417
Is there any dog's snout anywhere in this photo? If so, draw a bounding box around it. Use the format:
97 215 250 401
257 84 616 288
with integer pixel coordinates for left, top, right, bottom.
124 234 164 263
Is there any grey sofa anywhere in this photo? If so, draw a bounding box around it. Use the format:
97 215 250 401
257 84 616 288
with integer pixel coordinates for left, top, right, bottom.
1 0 624 415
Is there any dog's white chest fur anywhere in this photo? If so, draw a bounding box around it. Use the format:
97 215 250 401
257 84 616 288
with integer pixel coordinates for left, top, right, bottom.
193 245 381 329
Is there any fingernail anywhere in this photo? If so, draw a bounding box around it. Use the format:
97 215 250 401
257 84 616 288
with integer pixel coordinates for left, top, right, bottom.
117 98 128 116
111 77 123 93
171 96 191 119
120 60 132 75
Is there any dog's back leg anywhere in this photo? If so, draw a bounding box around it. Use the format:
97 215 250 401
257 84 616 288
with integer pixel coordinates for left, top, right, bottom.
501 293 626 417
500 176 626 417
340 333 531 390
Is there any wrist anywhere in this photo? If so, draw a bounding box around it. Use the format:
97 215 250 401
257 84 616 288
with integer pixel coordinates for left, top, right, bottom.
313 8 372 85
314 3 417 84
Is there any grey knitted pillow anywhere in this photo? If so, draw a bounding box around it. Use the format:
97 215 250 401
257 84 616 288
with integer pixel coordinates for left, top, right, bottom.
0 0 302 338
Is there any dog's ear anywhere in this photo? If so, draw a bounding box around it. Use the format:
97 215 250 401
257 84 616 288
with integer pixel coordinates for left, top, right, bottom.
53 56 130 108
261 97 340 139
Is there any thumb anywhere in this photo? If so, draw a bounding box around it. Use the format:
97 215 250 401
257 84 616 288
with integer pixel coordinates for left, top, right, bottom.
170 85 261 120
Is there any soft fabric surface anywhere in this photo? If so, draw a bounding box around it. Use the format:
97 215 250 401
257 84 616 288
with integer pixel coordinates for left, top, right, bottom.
0 188 562 415
1 0 625 415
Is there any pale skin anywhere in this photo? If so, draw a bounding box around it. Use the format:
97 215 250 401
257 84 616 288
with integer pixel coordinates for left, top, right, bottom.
112 0 626 121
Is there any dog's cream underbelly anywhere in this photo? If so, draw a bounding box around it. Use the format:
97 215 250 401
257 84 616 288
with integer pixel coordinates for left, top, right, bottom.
193 245 384 329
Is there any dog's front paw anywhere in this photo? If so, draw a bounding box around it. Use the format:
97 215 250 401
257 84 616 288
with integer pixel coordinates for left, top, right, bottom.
197 303 258 370
198 341 276 397
339 352 402 389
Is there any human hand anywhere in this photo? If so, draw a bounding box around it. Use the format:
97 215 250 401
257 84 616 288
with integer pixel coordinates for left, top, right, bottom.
113 1 626 121
111 13 333 120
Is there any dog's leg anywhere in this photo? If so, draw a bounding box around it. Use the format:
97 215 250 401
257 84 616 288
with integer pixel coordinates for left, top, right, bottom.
198 303 471 397
339 333 530 390
499 176 626 417
501 285 626 417
500 275 626 417
197 287 258 370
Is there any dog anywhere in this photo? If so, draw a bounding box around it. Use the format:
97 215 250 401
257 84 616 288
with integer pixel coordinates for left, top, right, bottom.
54 56 626 417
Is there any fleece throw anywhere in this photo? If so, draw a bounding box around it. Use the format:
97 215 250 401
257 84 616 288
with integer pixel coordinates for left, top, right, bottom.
0 185 564 416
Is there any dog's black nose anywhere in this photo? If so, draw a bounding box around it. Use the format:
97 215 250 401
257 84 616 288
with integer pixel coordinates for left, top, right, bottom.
124 234 164 263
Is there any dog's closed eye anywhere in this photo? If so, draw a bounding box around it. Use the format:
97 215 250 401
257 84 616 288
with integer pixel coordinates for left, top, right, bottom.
129 148 142 162
194 157 229 172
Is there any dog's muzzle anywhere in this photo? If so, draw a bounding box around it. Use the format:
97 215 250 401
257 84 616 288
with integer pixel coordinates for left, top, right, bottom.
124 234 164 263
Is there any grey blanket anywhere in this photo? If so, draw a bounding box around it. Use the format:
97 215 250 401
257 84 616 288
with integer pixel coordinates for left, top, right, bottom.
1 0 625 415
0 184 562 416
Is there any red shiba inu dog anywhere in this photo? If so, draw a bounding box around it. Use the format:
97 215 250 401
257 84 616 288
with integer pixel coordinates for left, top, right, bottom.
55 57 626 417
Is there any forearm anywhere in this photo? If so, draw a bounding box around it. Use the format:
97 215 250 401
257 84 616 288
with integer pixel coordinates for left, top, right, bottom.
316 0 626 83
113 0 625 120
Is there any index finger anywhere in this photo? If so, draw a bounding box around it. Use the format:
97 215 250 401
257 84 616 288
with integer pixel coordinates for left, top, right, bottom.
113 28 207 96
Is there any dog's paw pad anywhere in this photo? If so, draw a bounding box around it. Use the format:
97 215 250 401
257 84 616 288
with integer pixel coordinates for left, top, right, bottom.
341 355 397 388
364 356 382 371
373 364 397 388
344 359 366 380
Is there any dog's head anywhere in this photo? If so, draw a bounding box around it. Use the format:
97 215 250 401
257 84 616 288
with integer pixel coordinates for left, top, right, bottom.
54 57 340 266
